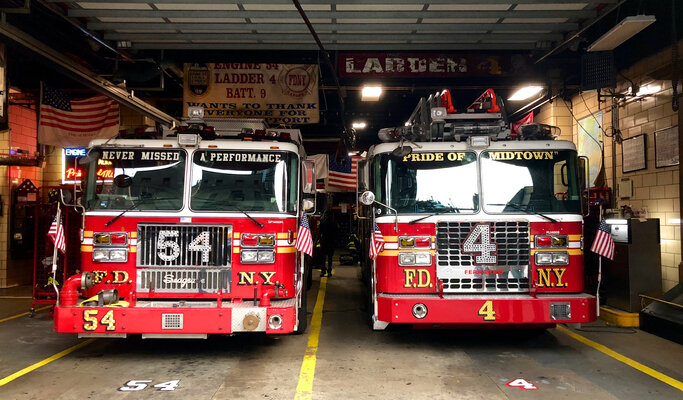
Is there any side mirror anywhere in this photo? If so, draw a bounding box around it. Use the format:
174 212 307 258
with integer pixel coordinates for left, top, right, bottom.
301 160 316 194
302 199 315 211
59 189 73 205
578 156 589 190
113 174 133 188
391 145 412 159
579 156 590 217
360 191 375 206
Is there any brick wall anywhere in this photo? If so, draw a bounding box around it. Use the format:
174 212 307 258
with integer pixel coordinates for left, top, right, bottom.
0 104 41 287
539 41 683 292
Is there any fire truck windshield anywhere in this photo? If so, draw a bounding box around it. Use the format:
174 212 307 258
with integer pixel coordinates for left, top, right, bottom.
84 148 186 211
481 149 581 214
373 152 479 214
190 150 298 213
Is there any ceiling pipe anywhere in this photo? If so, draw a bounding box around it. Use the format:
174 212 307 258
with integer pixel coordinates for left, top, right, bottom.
0 21 177 126
291 0 353 156
35 0 134 63
535 0 628 64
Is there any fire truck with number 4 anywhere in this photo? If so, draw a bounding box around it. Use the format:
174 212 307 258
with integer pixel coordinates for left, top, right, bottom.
54 107 315 338
357 89 597 329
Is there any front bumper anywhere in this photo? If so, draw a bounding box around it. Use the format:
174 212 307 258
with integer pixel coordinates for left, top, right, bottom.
377 293 596 325
54 298 297 337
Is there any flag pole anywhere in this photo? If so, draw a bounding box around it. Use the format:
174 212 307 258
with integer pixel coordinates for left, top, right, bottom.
51 202 61 303
596 204 602 317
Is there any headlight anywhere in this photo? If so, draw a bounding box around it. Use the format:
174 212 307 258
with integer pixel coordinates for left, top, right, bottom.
109 249 128 262
93 249 110 261
552 252 569 265
399 252 431 266
93 249 128 262
399 253 416 265
241 250 258 263
258 250 275 263
535 252 568 265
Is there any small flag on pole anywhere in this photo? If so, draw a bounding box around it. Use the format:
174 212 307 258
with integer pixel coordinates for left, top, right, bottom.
369 221 385 260
295 214 313 256
48 214 66 254
590 218 614 260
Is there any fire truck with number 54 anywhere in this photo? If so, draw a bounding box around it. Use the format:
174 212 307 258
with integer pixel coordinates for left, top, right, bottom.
53 107 315 338
357 89 597 329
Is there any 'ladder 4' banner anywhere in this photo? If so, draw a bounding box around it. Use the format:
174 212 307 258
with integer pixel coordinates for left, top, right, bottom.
183 63 319 125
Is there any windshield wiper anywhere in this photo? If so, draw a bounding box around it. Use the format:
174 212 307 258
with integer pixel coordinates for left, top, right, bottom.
409 212 444 224
408 207 475 224
105 197 175 227
238 208 264 228
486 202 558 223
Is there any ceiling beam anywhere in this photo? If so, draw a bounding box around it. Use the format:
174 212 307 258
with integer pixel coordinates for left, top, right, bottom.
130 42 540 51
89 22 580 32
68 9 597 19
104 32 564 41
0 22 178 126
50 0 618 4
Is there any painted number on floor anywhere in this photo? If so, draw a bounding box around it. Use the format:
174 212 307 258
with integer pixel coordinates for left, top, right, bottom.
119 380 180 391
477 300 496 321
82 309 116 331
506 379 538 390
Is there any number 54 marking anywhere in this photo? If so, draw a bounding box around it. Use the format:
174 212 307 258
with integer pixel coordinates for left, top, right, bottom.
119 380 180 391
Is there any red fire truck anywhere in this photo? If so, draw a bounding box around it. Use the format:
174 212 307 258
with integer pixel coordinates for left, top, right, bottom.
53 108 315 338
358 89 597 329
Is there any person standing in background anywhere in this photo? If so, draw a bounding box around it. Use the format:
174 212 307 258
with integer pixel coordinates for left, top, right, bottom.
319 210 338 277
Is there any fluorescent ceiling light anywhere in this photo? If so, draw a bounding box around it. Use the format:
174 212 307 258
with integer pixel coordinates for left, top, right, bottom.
587 15 656 52
508 86 544 101
361 86 382 101
352 122 367 129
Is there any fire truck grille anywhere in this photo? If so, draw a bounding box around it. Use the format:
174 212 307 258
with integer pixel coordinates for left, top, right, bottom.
137 268 231 293
436 221 530 293
137 224 232 267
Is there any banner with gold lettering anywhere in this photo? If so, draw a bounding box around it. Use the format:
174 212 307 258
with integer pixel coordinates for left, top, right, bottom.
183 63 319 125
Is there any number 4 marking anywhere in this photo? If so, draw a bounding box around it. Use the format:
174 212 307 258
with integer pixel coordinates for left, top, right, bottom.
506 378 538 390
154 380 180 391
478 300 496 321
462 224 497 264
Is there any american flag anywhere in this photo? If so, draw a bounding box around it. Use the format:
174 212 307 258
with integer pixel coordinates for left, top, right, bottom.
295 214 313 256
369 221 385 260
39 83 120 147
590 218 615 260
327 154 362 191
48 214 66 254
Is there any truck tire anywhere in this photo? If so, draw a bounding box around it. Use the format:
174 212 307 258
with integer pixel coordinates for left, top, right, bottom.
294 285 308 334
305 256 313 291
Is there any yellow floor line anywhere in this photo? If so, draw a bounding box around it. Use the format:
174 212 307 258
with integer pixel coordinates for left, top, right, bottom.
0 339 96 387
294 276 328 400
557 325 683 392
0 296 32 299
0 306 52 323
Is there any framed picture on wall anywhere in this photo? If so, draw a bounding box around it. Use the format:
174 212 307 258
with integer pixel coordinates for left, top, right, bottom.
654 126 679 168
621 134 647 173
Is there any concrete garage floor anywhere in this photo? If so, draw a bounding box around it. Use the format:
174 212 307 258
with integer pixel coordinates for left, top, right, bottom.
1 263 682 399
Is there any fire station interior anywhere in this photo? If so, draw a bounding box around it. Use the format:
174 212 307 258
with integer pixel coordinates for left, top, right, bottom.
0 1 682 399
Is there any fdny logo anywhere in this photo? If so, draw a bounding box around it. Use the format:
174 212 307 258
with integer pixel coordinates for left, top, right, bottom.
462 224 498 264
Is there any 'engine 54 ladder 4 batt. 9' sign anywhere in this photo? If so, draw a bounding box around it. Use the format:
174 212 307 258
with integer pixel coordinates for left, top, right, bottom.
183 63 319 125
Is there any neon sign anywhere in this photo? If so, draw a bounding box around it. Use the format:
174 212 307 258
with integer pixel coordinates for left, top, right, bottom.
62 148 114 184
